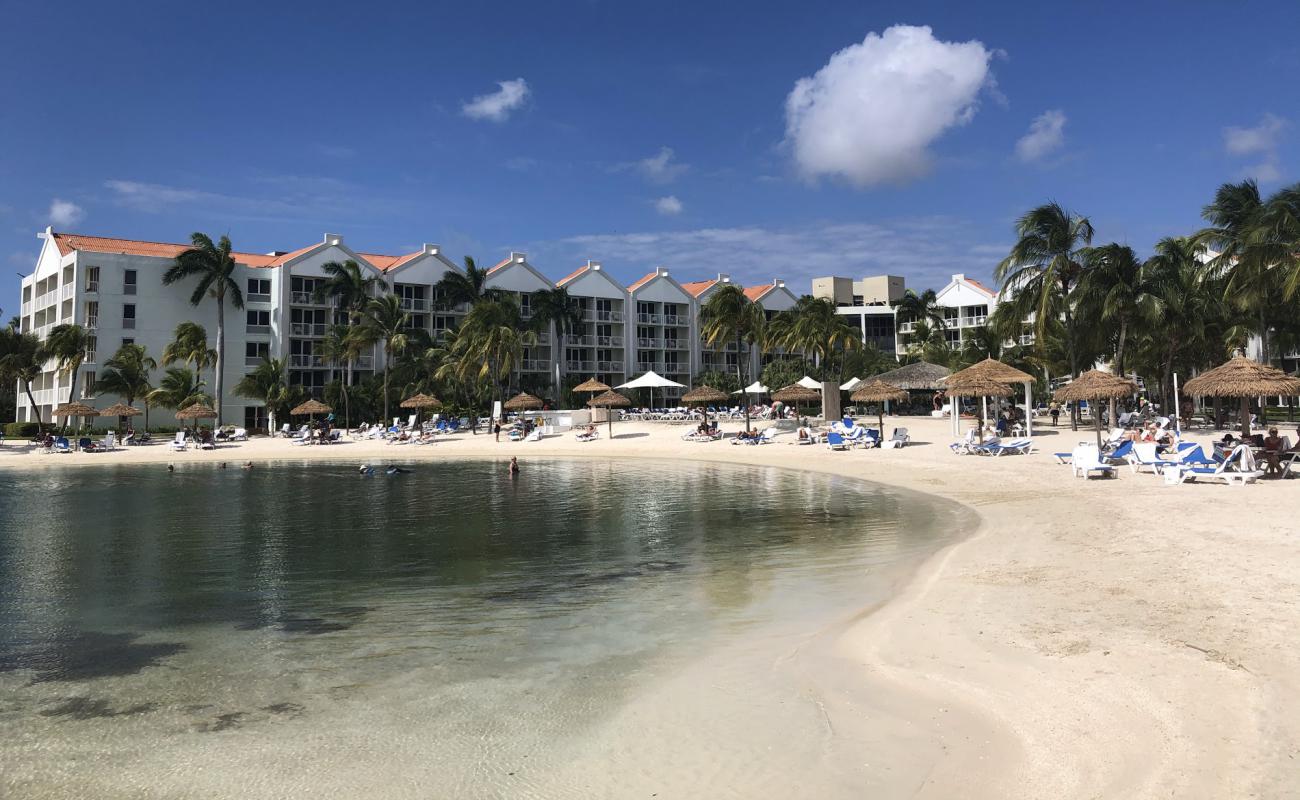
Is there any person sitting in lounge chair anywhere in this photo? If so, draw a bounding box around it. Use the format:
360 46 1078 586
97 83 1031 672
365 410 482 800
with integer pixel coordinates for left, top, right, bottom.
1262 428 1286 478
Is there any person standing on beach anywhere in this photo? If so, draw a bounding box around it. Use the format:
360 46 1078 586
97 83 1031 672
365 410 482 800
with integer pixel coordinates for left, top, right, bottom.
494 421 502 442
1049 401 1060 427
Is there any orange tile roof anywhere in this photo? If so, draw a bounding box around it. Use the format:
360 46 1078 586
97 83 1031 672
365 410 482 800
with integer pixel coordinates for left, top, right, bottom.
488 257 513 275
743 285 772 302
627 271 659 292
263 243 320 267
680 278 718 298
556 265 589 286
965 277 996 297
358 252 403 270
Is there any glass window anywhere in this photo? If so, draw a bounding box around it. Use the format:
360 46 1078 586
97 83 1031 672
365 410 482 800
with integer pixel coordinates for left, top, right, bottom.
122 304 136 319
123 270 137 294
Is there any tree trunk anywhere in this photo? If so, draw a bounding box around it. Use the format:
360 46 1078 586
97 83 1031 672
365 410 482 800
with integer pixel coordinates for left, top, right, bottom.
382 349 391 425
1259 311 1269 365
1109 319 1127 427
215 294 226 425
737 333 750 432
1064 306 1079 431
24 381 42 432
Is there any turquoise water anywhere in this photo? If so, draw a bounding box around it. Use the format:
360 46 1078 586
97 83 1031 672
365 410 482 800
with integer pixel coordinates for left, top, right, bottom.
0 459 963 798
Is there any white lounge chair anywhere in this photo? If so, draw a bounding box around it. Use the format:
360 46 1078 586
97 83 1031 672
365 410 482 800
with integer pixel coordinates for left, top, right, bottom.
1070 444 1115 478
279 423 292 438
884 427 910 448
1168 445 1264 486
102 432 117 451
170 431 188 452
575 429 600 442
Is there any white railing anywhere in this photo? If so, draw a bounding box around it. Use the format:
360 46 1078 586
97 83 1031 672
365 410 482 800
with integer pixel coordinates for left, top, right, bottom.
247 293 272 304
291 291 322 305
36 291 56 308
597 360 624 372
960 315 988 327
636 313 663 324
584 309 623 322
533 332 550 345
352 356 374 369
636 361 661 373
83 351 96 364
520 359 548 371
60 284 75 300
20 301 31 316
897 321 917 334
596 335 623 347
245 355 265 367
85 280 99 293
571 335 595 347
662 314 687 326
662 364 688 375
637 337 663 349
247 324 271 335
122 318 136 329
290 322 326 337
399 298 429 312
664 338 687 350
566 360 595 372
85 317 98 330
290 354 325 368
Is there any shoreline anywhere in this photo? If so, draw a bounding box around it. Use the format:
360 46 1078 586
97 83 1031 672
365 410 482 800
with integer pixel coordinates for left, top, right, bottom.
4 416 1297 797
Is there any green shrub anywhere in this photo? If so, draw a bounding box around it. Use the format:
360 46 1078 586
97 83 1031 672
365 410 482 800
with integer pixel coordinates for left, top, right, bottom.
4 422 40 438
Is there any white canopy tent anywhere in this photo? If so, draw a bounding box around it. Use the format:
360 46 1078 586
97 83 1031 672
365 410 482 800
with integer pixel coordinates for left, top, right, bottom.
840 377 863 391
616 370 686 411
731 381 771 395
796 376 823 390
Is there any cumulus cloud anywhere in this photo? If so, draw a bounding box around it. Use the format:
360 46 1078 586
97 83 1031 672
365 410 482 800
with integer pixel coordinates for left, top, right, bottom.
1014 109 1067 163
629 147 689 183
526 217 1003 291
104 177 382 222
48 199 85 227
462 78 530 122
1223 113 1286 183
654 195 683 216
784 25 995 186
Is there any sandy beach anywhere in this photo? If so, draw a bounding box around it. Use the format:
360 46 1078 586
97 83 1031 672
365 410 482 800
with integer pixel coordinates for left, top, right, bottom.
4 415 1298 798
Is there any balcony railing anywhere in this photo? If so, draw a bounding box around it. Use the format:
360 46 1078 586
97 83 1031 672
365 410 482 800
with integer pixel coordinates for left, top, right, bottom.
20 301 31 316
636 361 661 373
520 359 548 372
351 356 374 369
664 338 687 350
85 317 98 330
636 313 663 324
597 360 624 372
566 360 595 372
662 314 687 326
245 355 266 367
290 354 325 368
84 281 99 293
959 315 988 327
247 293 272 304
83 351 96 364
291 291 324 305
897 321 917 334
246 324 271 335
532 332 550 345
122 318 136 329
583 309 623 322
637 337 663 349
596 335 623 347
571 335 595 347
60 284 75 300
290 322 326 337
399 298 429 312
662 364 688 375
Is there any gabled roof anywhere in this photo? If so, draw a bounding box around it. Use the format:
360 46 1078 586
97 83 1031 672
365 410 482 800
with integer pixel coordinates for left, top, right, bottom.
628 271 658 292
743 285 773 302
966 277 996 297
50 231 277 267
488 257 513 275
556 264 590 286
263 242 319 267
680 278 718 298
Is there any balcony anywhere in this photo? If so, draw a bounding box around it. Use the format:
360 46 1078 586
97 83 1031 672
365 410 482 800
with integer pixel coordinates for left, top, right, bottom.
960 315 988 327
662 364 688 376
247 293 272 304
897 321 917 334
352 356 374 370
290 354 325 368
597 360 624 373
291 291 324 305
662 314 687 326
596 335 623 347
664 338 687 350
636 312 663 324
290 322 326 337
583 309 624 322
60 284 75 300
636 361 661 373
84 281 99 293
566 360 595 372
122 318 136 330
85 317 98 330
637 337 663 349
399 297 429 312
247 324 271 335
245 355 267 367
532 332 550 345
20 301 31 316
571 335 596 347
83 351 96 364
520 359 548 372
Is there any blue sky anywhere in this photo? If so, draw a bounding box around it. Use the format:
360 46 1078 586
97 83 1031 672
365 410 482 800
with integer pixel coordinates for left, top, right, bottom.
2 1 1297 307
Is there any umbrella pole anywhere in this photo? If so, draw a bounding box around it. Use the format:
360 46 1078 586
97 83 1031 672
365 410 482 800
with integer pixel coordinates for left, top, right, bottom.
1241 396 1250 439
608 410 613 440
1095 401 1102 449
878 406 884 439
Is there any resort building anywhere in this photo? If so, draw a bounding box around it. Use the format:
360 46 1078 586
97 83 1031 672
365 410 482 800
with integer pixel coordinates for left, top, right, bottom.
14 229 805 425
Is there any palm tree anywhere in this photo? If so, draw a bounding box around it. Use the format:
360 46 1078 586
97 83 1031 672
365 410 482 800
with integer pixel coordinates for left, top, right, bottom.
1076 243 1155 421
895 288 948 332
146 367 211 427
162 233 244 425
44 324 92 414
437 299 535 420
1260 183 1300 302
995 202 1095 429
433 256 504 309
700 284 767 431
770 296 861 376
319 325 368 430
314 259 383 386
0 328 45 431
528 287 583 399
95 343 156 429
161 321 217 374
1141 236 1229 412
234 357 299 432
360 295 411 424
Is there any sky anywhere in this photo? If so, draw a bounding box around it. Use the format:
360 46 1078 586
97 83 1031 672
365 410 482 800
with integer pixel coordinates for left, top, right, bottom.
2 0 1298 308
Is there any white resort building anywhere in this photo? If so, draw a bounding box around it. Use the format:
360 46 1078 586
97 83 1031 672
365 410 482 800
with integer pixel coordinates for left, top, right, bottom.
14 229 801 426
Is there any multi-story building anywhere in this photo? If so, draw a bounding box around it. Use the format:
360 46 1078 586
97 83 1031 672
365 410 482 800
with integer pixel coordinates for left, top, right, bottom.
14 229 801 423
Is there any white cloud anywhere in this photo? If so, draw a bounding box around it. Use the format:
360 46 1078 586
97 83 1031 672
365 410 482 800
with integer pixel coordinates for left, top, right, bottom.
784 25 995 187
1014 109 1067 163
103 177 380 222
625 147 689 183
1223 113 1285 155
526 217 1003 291
1240 160 1281 183
48 199 85 228
105 180 210 212
462 78 530 122
654 195 683 216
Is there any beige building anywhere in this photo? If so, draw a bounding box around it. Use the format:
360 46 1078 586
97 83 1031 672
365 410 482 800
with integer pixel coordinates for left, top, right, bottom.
811 274 905 307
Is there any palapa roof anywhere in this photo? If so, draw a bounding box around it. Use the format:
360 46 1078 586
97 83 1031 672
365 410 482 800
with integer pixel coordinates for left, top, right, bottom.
503 392 544 411
573 377 611 394
176 402 218 419
872 360 951 390
53 402 98 417
399 393 442 409
681 384 730 404
946 357 1035 386
1053 370 1138 402
290 399 332 415
942 376 1016 398
100 403 142 417
1183 356 1300 398
772 383 821 403
850 379 909 403
587 390 631 408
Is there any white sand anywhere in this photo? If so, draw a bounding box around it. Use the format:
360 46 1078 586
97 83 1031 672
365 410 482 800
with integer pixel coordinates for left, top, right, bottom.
3 416 1297 798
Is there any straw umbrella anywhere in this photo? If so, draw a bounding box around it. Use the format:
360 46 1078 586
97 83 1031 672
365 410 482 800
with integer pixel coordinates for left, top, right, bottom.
944 358 1036 438
290 399 332 429
681 384 729 428
572 377 611 420
773 383 822 422
1184 356 1300 438
53 402 98 433
850 379 909 437
399 392 442 426
587 389 630 438
176 402 218 433
943 377 1015 443
503 392 544 429
873 360 952 391
100 403 142 432
1053 370 1139 448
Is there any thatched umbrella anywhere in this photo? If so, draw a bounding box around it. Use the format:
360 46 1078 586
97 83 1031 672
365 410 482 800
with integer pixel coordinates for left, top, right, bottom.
573 377 611 396
1184 356 1300 437
587 389 631 438
53 402 98 433
944 377 1014 443
944 358 1036 437
400 392 442 425
773 383 821 421
850 379 909 437
682 384 729 428
100 403 142 432
873 360 952 390
1054 370 1140 448
176 402 218 433
290 399 332 429
503 392 543 412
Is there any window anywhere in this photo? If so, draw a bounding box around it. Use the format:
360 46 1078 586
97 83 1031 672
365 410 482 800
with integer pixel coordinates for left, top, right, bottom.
85 266 100 292
245 341 269 366
247 278 272 301
82 372 95 396
244 405 268 433
247 309 271 333
122 304 136 329
121 338 134 348
85 301 99 329
123 269 137 295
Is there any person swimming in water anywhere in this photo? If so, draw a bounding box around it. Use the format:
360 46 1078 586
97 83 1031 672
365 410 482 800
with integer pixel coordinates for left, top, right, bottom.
508 456 519 476
386 466 411 475
359 463 375 476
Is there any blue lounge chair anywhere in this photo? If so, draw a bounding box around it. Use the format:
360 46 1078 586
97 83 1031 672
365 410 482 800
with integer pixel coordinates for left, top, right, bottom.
1101 440 1134 464
826 432 850 451
978 438 1033 456
1169 445 1263 485
53 436 72 454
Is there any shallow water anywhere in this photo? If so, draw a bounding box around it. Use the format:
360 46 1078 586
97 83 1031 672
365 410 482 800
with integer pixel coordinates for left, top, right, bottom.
0 458 963 798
